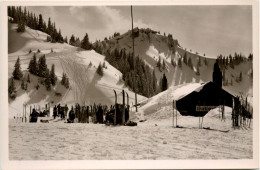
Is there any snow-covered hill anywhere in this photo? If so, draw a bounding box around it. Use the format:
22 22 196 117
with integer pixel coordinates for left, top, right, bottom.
97 27 253 103
96 28 252 90
8 22 252 120
8 22 147 118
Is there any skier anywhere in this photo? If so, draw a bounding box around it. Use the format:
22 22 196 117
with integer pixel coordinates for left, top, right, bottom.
30 108 39 123
64 104 69 119
53 105 57 119
57 104 61 117
68 106 75 123
60 107 65 119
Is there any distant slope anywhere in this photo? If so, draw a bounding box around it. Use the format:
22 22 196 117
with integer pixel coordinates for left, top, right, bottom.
96 27 252 95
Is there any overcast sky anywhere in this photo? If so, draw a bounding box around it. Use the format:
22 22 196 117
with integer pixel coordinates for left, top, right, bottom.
26 6 252 58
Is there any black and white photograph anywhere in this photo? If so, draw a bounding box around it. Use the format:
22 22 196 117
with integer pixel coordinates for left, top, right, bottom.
1 0 259 169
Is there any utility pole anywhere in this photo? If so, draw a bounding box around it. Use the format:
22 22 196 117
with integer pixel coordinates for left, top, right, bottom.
131 5 138 112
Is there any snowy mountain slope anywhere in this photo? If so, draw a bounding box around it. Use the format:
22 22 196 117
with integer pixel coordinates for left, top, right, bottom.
8 22 147 118
97 27 253 100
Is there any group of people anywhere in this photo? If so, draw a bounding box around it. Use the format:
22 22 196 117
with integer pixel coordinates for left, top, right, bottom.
52 103 129 124
29 108 49 122
53 104 69 120
28 103 134 125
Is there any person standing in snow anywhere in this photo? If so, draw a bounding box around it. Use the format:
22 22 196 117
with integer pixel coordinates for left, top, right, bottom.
68 106 75 123
53 105 57 119
57 104 61 117
60 107 65 119
64 104 68 119
30 108 39 123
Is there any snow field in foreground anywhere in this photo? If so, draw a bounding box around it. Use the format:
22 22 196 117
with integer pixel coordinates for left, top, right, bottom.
9 119 252 160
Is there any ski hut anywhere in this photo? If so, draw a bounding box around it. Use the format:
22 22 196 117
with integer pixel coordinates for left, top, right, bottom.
174 81 238 117
174 61 239 117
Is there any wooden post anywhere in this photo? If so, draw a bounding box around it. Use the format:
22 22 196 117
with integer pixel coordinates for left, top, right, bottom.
131 6 138 113
30 105 32 122
135 93 138 112
249 107 252 128
22 104 24 123
126 92 129 111
113 90 117 125
122 90 125 124
24 104 27 123
199 117 200 129
126 92 130 122
172 100 175 127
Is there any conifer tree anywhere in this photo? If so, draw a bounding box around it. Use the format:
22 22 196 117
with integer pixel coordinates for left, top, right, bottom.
183 52 187 65
61 73 69 88
8 78 16 99
17 20 25 32
102 61 106 68
157 56 161 70
37 55 47 77
81 33 91 50
178 58 182 68
50 64 57 85
44 69 51 91
21 79 25 90
152 69 157 93
27 74 30 83
28 53 38 75
38 14 43 31
96 63 103 76
64 77 70 89
74 37 81 47
61 73 66 85
13 56 23 80
229 54 234 69
47 17 52 35
69 34 75 45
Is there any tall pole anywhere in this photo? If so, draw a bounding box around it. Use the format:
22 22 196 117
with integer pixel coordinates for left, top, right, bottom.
131 5 138 112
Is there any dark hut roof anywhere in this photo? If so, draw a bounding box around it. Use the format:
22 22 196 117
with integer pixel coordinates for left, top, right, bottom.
175 82 237 117
173 81 236 102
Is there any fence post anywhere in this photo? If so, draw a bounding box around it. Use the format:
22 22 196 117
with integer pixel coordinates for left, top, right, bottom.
172 100 175 127
175 100 177 127
122 90 125 125
114 90 117 125
24 104 27 123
